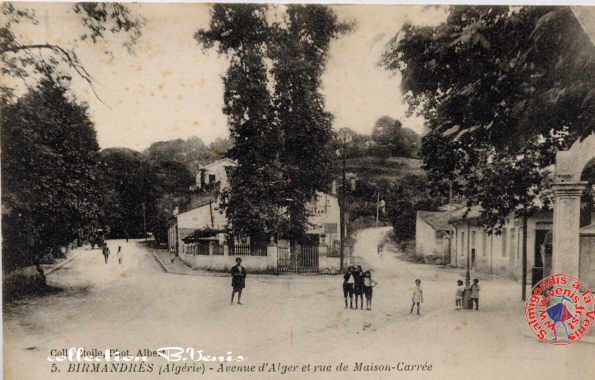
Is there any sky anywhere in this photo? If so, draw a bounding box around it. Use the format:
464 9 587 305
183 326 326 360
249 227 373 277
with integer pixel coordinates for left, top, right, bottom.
7 2 449 151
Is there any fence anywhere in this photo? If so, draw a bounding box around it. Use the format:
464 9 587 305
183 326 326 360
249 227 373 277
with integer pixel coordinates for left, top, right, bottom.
184 242 210 256
277 245 319 273
230 241 268 256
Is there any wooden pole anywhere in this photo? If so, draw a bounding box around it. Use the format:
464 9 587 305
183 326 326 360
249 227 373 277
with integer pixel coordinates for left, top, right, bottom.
375 192 380 228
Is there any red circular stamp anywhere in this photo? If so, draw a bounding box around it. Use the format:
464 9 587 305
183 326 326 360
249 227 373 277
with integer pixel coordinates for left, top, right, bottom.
525 273 595 345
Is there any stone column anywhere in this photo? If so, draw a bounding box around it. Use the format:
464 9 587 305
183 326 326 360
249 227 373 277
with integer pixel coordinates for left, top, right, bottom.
267 243 278 272
552 181 587 277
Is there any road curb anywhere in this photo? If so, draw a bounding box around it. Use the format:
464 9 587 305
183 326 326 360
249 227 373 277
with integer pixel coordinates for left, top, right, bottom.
150 250 205 276
44 249 83 276
150 250 174 273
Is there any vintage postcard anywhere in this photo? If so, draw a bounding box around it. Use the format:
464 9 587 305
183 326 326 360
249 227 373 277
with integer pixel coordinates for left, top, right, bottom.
2 1 595 379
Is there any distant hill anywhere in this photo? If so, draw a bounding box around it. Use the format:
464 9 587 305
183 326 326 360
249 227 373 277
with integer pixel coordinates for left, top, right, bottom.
100 147 145 160
142 136 231 175
342 155 424 183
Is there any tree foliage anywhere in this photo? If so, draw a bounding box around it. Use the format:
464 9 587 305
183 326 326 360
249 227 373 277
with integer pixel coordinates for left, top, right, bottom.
98 148 194 243
371 115 421 158
196 4 352 240
1 2 144 104
384 175 445 241
1 75 101 270
382 6 595 229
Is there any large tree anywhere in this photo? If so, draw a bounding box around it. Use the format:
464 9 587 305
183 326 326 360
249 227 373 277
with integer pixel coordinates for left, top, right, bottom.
270 5 352 240
1 74 102 271
196 4 351 241
196 4 281 239
382 6 595 229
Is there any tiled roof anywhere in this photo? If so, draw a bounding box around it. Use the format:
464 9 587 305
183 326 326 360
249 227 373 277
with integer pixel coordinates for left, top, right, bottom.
447 205 483 224
417 211 451 231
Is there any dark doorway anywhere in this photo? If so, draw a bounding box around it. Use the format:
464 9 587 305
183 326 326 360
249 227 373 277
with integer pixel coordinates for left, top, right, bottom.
533 230 552 286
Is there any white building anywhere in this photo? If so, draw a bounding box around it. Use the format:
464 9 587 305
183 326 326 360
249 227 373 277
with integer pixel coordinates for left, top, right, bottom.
168 159 342 273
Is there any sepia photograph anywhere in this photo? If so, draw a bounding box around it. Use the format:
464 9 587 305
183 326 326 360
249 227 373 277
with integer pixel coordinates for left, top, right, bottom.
2 1 595 379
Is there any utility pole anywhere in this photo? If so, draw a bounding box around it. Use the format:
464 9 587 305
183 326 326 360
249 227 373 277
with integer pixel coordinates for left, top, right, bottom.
375 191 380 228
463 221 472 309
142 202 147 241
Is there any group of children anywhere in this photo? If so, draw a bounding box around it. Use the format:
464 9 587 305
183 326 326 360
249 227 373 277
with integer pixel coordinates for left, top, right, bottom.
456 278 480 311
343 265 378 310
342 270 481 315
411 278 481 315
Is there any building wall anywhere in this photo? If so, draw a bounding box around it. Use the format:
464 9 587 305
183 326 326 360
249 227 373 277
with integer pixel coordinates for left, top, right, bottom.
176 201 227 258
449 214 557 280
177 201 227 231
579 234 595 290
306 192 340 246
415 215 439 257
197 158 236 191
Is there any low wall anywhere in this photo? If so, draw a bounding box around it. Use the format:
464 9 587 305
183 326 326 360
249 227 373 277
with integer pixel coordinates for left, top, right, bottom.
180 244 278 273
179 243 351 273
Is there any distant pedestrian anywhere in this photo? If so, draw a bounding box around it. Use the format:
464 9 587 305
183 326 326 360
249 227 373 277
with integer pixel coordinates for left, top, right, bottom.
377 244 383 257
230 257 246 305
456 280 464 310
471 279 480 311
343 266 355 309
102 244 110 264
353 265 365 310
117 246 123 264
363 271 378 311
410 279 423 315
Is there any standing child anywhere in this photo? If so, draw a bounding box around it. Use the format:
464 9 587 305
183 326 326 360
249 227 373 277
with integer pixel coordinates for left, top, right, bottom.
471 279 480 311
353 265 365 310
456 280 464 310
230 257 247 305
363 271 378 311
343 266 355 309
410 279 423 315
102 243 110 264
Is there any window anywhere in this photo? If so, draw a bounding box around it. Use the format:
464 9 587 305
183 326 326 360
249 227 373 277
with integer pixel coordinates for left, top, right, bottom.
460 231 465 257
482 233 487 256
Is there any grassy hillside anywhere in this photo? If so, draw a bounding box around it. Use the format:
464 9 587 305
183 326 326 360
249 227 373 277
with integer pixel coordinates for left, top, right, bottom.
342 155 424 183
